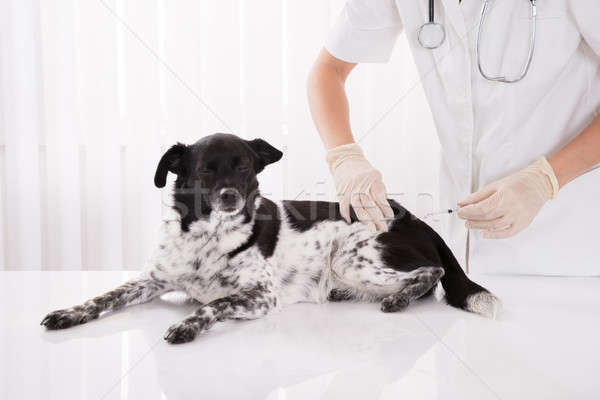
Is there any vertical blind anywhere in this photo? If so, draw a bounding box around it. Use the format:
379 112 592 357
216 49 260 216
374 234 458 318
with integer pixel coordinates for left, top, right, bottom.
0 0 441 271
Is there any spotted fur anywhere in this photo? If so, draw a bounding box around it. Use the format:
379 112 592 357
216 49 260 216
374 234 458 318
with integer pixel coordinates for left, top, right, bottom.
41 133 500 344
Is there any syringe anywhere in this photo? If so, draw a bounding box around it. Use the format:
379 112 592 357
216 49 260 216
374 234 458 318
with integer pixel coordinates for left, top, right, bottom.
382 207 459 221
422 208 458 220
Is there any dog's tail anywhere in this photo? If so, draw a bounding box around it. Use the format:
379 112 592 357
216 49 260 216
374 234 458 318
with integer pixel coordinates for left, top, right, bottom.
435 235 501 319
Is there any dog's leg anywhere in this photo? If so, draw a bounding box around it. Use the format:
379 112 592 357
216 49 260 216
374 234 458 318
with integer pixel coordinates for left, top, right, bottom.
380 267 444 312
331 250 444 310
164 283 276 344
41 274 171 329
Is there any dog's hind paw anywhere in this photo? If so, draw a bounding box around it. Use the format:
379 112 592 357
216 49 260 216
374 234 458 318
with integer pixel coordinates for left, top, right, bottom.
380 294 410 313
41 308 98 330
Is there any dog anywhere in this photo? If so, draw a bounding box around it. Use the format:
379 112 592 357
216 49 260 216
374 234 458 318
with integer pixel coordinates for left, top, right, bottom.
41 133 500 344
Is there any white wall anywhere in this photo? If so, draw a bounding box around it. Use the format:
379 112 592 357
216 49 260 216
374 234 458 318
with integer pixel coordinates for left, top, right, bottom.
0 0 440 270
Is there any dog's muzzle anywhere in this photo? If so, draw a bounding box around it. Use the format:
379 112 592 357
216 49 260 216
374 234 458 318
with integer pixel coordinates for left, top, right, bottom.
215 188 243 213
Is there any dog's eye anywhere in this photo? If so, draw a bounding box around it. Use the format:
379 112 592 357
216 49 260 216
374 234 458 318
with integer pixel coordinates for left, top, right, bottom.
198 168 213 175
237 165 249 172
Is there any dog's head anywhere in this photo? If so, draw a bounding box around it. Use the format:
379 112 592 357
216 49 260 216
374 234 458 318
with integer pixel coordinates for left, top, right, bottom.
154 133 282 219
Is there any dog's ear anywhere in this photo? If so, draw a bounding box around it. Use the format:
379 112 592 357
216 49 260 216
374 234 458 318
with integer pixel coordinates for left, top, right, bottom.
154 143 188 188
246 138 283 173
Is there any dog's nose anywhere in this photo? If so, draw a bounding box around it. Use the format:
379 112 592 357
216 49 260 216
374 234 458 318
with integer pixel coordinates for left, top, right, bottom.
219 188 240 205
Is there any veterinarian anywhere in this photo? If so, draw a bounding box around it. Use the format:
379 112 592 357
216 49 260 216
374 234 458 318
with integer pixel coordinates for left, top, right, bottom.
307 0 600 274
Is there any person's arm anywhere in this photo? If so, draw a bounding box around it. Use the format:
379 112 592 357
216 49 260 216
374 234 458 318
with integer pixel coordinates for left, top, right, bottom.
548 112 600 188
457 0 600 238
307 48 357 149
310 0 403 231
558 0 600 184
457 113 600 239
307 48 394 231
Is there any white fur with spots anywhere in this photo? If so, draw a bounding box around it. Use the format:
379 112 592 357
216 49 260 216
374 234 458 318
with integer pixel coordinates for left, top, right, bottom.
41 196 447 343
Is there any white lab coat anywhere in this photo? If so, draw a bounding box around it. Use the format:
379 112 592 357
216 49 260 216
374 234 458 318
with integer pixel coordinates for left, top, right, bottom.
326 0 600 275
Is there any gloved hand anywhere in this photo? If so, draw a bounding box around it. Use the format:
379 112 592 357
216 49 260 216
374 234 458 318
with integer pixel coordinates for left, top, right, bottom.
457 157 559 239
326 143 394 232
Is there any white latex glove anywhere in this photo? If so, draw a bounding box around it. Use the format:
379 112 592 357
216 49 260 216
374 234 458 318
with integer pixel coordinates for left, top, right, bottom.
326 143 394 232
457 157 559 239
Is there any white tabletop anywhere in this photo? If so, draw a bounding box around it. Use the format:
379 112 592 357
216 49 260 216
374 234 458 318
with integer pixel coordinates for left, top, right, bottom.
2 271 599 400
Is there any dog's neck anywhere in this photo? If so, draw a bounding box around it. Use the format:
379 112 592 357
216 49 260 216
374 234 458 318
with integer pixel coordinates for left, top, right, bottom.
171 190 210 232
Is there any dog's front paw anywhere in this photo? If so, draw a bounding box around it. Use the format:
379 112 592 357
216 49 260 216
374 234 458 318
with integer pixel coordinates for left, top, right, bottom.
164 318 204 344
41 308 98 330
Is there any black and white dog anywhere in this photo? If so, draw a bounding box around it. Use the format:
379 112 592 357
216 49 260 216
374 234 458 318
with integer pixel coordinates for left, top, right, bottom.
41 133 500 344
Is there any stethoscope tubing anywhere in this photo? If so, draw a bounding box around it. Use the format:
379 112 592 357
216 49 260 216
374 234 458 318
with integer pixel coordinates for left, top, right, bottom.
419 0 537 83
429 0 434 23
476 0 537 83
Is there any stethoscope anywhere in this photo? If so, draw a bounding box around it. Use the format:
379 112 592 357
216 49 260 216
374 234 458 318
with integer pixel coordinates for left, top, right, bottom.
418 0 538 83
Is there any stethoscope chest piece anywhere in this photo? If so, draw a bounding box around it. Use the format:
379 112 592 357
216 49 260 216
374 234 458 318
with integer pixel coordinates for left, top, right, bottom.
418 22 446 49
418 0 445 49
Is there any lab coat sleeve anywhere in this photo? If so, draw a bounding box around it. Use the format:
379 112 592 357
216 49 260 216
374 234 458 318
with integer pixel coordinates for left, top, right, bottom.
325 0 403 63
568 0 600 57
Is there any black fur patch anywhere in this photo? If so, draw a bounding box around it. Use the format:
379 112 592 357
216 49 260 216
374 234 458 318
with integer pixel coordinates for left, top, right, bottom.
375 205 442 272
379 201 486 309
282 201 349 232
228 197 281 259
